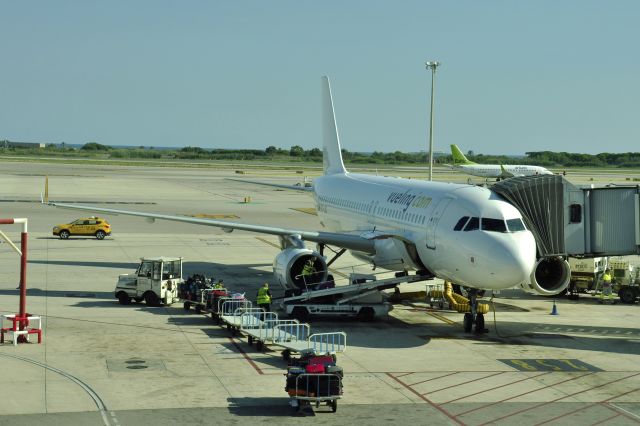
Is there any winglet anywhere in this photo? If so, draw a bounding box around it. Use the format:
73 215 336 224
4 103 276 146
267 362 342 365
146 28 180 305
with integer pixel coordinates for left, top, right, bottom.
450 144 476 165
322 76 347 175
499 164 514 178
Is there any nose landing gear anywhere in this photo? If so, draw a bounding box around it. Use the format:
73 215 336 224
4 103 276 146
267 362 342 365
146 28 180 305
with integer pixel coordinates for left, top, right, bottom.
463 289 487 334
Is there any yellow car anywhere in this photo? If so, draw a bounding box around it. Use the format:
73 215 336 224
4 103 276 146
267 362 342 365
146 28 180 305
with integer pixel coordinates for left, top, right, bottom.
53 217 111 240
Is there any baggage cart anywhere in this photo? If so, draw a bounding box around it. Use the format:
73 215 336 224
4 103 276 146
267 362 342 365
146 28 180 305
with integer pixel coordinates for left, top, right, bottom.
286 372 342 413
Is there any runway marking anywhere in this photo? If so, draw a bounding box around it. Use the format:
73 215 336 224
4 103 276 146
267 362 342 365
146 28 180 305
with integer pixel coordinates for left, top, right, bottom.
186 213 240 219
426 311 457 325
407 371 460 387
290 207 317 215
439 372 552 405
608 402 640 421
255 237 279 249
456 372 593 416
0 353 116 426
387 373 463 425
228 337 264 375
499 359 602 372
475 372 640 425
424 371 505 395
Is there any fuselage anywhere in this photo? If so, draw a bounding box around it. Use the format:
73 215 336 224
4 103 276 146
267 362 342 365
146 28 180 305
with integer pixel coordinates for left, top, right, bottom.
312 172 536 291
452 164 553 178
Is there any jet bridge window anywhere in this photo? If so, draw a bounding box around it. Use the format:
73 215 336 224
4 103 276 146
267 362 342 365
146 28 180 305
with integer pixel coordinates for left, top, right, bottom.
454 216 470 231
464 217 479 231
569 204 582 223
481 218 507 233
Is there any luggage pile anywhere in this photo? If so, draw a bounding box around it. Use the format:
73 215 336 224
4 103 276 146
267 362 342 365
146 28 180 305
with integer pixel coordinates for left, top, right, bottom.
178 274 214 302
285 351 343 412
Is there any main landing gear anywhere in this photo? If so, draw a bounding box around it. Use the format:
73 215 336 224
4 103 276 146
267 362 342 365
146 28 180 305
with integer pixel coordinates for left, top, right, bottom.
462 288 486 334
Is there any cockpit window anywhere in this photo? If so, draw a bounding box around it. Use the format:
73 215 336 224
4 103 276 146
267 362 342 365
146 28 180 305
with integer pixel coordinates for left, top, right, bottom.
453 216 469 231
463 217 479 231
482 218 507 233
506 218 526 232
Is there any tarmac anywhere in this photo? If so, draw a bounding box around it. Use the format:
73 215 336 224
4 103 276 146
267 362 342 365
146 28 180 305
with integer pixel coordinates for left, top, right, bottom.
0 160 639 425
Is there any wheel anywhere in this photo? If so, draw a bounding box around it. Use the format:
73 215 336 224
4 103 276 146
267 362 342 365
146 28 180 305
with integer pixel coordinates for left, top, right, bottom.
618 287 637 304
256 340 264 351
357 307 375 322
291 307 309 322
95 230 106 240
145 292 160 306
183 301 191 310
117 292 131 305
248 335 253 345
463 313 473 333
330 399 337 412
195 305 202 314
282 350 291 362
475 313 485 334
59 230 70 240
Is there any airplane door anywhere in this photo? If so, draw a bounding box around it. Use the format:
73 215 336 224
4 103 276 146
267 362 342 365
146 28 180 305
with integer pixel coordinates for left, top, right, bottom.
426 198 453 249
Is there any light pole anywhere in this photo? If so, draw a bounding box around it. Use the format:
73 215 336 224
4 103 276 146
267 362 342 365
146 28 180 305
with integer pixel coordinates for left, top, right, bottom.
425 60 440 181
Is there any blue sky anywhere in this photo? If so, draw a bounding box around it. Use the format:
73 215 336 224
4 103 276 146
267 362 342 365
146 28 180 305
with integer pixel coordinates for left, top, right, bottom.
1 1 638 154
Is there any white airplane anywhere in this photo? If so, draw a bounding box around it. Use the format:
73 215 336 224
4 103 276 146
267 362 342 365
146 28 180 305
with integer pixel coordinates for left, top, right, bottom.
44 77 570 333
449 144 553 179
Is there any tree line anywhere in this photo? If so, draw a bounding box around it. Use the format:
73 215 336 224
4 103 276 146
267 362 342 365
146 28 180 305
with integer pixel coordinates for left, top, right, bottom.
2 142 640 167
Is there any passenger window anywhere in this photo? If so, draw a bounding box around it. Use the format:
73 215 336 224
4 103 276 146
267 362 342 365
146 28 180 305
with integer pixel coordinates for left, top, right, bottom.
464 217 479 231
454 216 470 231
482 218 507 232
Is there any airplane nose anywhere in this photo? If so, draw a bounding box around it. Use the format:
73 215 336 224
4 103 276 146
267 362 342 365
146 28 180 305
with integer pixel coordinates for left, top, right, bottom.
496 244 536 288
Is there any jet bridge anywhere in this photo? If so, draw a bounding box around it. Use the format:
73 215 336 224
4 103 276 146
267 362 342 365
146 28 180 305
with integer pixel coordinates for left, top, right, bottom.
492 175 640 258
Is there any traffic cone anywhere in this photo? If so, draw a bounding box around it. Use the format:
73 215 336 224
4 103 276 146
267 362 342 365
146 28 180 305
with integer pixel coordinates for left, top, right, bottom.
550 300 559 315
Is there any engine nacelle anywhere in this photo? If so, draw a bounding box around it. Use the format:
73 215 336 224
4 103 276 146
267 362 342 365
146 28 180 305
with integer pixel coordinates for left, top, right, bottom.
273 248 328 290
519 256 571 296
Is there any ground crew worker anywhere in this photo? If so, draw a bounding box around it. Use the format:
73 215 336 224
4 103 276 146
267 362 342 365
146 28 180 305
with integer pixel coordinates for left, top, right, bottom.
256 282 272 312
600 268 614 304
214 279 224 289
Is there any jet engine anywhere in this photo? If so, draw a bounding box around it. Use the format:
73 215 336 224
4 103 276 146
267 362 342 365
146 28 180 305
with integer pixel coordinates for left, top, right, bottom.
273 248 328 290
519 256 571 296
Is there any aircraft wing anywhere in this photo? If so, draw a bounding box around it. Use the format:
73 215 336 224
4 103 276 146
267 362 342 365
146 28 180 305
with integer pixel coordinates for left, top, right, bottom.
45 201 375 253
226 178 313 192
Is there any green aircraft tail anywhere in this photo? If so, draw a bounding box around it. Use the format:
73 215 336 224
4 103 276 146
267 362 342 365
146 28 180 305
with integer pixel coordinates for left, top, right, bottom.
450 144 476 165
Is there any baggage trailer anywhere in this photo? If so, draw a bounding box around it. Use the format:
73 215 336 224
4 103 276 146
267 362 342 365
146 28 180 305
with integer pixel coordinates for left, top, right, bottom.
232 309 348 357
281 272 430 321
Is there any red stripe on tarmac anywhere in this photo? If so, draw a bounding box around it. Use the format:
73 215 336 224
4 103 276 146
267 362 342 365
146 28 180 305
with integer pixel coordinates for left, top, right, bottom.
457 372 592 416
387 373 464 426
589 413 621 426
476 372 640 426
441 372 552 406
407 371 460 387
424 371 505 395
532 403 593 426
228 337 264 375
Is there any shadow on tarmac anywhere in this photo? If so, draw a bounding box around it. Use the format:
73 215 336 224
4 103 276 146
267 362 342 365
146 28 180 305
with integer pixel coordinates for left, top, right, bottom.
226 397 321 417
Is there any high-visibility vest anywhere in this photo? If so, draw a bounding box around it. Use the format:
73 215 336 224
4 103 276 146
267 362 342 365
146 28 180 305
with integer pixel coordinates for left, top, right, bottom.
603 273 612 284
257 287 271 305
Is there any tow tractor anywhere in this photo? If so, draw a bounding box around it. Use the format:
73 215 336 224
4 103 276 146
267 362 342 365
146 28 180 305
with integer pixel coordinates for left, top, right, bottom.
280 272 431 321
115 257 183 306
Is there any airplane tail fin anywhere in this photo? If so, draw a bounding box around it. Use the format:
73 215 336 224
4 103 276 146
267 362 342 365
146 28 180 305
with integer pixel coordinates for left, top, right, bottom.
450 144 476 165
322 76 347 175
